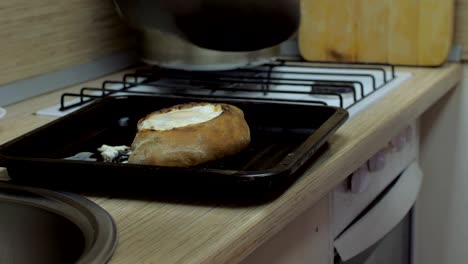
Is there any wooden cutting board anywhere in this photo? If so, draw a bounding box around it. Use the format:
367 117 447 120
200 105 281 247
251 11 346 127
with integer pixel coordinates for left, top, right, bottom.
298 0 455 66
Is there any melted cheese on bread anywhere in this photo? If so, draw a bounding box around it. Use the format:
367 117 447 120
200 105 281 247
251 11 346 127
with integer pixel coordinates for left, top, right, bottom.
139 104 222 131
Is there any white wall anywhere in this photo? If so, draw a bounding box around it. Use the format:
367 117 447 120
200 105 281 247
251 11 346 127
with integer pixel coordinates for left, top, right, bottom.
415 64 468 264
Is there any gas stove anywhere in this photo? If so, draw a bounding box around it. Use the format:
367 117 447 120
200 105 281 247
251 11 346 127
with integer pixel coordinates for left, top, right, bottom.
9 57 410 198
37 58 411 118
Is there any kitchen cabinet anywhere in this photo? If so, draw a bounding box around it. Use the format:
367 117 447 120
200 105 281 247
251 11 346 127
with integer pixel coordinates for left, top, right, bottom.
241 197 331 264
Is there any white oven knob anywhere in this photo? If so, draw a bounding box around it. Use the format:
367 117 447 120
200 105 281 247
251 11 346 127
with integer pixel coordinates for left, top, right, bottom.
405 126 413 142
390 134 406 151
350 165 370 193
368 150 386 172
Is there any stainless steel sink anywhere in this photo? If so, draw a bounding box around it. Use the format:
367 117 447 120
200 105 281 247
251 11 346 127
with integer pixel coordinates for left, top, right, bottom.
0 181 117 264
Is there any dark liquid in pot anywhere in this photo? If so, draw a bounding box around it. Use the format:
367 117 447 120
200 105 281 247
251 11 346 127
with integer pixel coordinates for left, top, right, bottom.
174 3 299 51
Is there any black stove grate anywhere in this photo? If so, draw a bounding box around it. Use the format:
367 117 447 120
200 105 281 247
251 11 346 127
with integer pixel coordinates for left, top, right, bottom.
60 58 397 111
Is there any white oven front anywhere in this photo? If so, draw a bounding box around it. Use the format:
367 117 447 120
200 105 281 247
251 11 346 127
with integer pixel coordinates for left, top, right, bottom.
332 122 421 264
334 161 422 264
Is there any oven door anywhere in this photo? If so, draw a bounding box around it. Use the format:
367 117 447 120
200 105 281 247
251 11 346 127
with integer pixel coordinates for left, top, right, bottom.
334 161 423 264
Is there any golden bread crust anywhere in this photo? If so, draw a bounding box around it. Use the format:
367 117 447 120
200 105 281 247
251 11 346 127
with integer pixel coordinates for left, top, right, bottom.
128 102 251 167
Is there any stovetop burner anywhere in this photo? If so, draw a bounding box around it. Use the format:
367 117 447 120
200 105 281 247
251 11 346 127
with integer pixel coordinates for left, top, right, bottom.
37 58 412 118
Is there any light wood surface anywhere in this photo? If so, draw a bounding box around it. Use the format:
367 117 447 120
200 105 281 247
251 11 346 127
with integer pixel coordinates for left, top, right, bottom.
299 0 454 66
0 64 462 263
455 0 468 60
0 1 132 87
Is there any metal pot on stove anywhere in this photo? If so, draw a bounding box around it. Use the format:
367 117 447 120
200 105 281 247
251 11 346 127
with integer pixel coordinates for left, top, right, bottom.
113 0 300 70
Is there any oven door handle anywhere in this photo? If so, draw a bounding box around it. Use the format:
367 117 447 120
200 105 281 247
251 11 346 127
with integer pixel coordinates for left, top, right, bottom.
334 161 423 261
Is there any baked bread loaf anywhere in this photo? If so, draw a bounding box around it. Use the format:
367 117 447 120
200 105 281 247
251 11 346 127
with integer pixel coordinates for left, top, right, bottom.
128 102 251 167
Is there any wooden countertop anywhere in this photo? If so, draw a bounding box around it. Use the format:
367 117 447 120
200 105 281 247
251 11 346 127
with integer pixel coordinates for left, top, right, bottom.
0 63 462 264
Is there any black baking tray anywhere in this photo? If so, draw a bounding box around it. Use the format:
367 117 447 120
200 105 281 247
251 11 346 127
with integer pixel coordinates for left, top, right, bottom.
0 95 348 201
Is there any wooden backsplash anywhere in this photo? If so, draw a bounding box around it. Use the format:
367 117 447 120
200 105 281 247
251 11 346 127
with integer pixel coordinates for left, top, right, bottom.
0 0 133 86
1 0 468 88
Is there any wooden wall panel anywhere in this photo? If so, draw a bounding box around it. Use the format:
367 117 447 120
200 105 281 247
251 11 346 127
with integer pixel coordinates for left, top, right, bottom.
0 1 133 86
1 0 466 85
